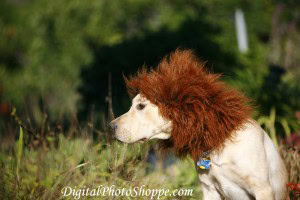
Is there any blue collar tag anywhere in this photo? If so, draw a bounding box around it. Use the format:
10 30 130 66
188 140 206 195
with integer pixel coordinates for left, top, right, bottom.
197 157 211 170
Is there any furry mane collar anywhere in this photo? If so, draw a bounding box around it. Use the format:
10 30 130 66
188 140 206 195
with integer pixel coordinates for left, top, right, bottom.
125 49 253 161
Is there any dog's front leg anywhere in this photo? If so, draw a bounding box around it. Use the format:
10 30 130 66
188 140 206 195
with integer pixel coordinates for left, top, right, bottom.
249 180 274 200
198 172 222 200
201 183 222 200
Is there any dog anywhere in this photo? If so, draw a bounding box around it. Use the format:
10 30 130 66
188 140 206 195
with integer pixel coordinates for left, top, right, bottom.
109 49 288 200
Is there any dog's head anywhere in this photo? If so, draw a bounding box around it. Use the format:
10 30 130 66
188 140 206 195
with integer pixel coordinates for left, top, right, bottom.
109 94 172 143
109 49 252 160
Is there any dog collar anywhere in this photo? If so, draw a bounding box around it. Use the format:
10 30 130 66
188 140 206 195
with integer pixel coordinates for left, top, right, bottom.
197 150 211 170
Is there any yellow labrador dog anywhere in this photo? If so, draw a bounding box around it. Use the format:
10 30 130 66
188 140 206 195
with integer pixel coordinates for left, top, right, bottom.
110 50 288 200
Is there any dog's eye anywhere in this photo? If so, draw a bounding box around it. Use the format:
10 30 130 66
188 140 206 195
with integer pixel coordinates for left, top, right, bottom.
136 103 146 110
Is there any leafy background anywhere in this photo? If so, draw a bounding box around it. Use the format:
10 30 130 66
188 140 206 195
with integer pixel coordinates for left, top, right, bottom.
0 0 299 199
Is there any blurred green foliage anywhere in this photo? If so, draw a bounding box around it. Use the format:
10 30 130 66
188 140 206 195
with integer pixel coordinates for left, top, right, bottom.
0 0 93 118
0 0 300 133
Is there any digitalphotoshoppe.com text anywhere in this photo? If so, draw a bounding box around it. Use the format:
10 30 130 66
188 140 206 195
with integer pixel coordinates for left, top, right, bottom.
61 185 193 199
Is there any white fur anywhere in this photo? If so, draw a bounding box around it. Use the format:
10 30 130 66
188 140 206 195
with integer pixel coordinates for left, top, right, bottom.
197 122 288 200
110 94 288 200
110 94 172 143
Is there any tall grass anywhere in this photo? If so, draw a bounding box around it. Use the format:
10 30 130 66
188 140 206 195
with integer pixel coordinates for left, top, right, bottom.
258 107 279 148
258 108 300 198
257 107 298 148
0 120 202 199
0 106 299 199
16 127 23 182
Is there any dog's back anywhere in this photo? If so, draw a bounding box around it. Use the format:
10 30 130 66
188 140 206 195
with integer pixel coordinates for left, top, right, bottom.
199 121 288 200
263 130 288 200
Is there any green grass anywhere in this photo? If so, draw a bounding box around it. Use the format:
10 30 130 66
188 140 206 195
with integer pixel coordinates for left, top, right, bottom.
0 121 299 199
0 129 202 200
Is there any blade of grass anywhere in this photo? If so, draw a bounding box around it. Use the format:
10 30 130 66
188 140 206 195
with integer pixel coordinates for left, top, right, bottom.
16 126 24 181
280 118 291 138
269 107 278 148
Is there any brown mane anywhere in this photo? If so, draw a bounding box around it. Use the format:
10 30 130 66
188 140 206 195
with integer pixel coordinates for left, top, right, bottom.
125 49 253 161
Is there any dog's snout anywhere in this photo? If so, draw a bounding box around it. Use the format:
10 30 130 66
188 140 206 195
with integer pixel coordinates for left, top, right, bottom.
108 122 118 133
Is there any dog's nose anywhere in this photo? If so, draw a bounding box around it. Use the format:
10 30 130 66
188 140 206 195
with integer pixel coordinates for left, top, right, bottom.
108 122 118 133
